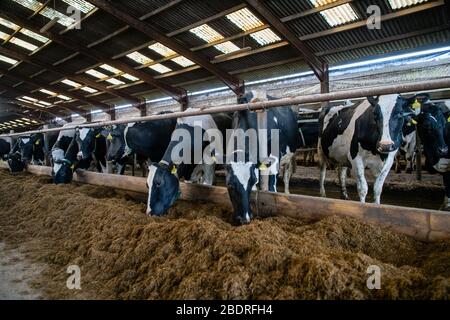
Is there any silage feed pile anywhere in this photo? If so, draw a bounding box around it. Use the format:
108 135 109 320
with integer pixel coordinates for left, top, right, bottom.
0 170 449 300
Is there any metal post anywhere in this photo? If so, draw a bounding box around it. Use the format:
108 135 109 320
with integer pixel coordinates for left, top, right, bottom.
257 110 269 191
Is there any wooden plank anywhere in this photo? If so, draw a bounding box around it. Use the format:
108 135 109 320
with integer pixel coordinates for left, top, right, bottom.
2 164 450 242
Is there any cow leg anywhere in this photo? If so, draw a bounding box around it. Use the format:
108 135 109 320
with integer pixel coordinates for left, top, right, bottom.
373 154 395 204
354 157 368 203
338 166 350 200
395 154 401 173
440 172 450 211
280 152 295 194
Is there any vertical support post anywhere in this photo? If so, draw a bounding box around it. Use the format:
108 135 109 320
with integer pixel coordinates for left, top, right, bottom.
85 112 92 123
416 129 422 181
257 109 269 191
43 124 50 166
109 108 116 121
140 101 147 117
320 63 330 98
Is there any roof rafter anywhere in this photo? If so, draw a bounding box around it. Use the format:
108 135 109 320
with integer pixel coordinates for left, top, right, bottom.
0 46 141 104
0 9 187 105
244 0 326 82
1 103 54 123
87 0 245 96
0 65 112 112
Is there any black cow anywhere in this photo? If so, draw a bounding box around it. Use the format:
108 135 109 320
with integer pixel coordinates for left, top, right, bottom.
0 137 11 160
318 94 425 204
417 103 450 210
103 116 177 175
7 134 45 172
146 110 232 216
225 90 300 225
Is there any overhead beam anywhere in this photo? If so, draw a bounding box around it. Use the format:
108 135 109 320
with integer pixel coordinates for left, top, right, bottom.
1 103 53 123
0 66 111 112
281 0 353 22
0 46 141 104
88 0 245 96
0 10 187 105
245 0 326 82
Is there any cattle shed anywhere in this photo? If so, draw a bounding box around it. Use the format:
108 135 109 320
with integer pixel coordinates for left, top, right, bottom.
1 0 450 302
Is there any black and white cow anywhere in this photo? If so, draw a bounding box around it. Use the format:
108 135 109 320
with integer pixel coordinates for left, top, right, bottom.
0 137 12 160
51 125 76 183
225 90 300 225
318 94 423 204
7 133 46 172
74 127 108 173
416 103 450 210
394 117 417 173
146 109 232 216
103 116 177 175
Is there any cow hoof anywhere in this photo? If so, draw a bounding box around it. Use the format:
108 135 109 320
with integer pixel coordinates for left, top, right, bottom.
341 195 350 200
439 205 450 212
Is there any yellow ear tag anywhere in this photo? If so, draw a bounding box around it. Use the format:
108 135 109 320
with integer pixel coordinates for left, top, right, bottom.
411 119 418 125
171 166 177 175
412 99 421 110
107 134 113 141
447 116 450 123
211 156 217 163
259 163 268 171
35 139 40 145
95 133 101 138
70 164 75 170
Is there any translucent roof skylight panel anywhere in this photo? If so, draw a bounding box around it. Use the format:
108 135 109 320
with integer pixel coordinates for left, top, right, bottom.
40 7 76 27
214 41 241 54
105 78 125 86
80 86 98 93
126 52 154 65
20 29 49 43
171 56 195 67
61 79 82 87
85 69 107 79
121 74 139 82
388 0 428 9
319 4 359 27
0 54 18 65
149 64 172 74
226 8 264 31
250 28 281 46
57 94 72 100
39 89 57 96
9 37 38 51
0 31 10 41
189 24 224 43
12 0 42 12
148 43 177 57
0 17 19 30
309 0 338 7
22 96 38 102
62 0 96 14
36 100 51 106
99 64 121 74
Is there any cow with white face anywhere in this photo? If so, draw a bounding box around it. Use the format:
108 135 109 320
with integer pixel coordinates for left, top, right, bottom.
7 134 45 172
74 127 107 173
318 94 424 204
146 110 232 216
226 90 300 225
51 126 76 183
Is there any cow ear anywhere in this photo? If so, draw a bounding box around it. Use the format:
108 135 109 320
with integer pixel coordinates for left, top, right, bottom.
367 96 379 106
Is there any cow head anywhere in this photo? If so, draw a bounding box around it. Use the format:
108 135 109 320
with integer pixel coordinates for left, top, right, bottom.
7 152 25 172
146 162 180 216
75 128 97 160
53 159 74 184
417 104 448 165
225 162 259 225
18 136 34 164
102 125 126 162
369 94 427 154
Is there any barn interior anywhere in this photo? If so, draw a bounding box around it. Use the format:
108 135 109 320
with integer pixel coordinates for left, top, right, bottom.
0 0 450 301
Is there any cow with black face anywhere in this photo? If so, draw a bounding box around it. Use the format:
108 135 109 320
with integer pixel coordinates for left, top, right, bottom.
225 90 300 225
0 137 11 160
146 110 232 216
75 127 107 173
7 134 45 172
318 94 424 204
416 103 450 210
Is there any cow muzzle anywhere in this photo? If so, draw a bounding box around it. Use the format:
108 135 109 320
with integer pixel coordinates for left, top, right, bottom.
438 146 449 157
377 140 396 154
